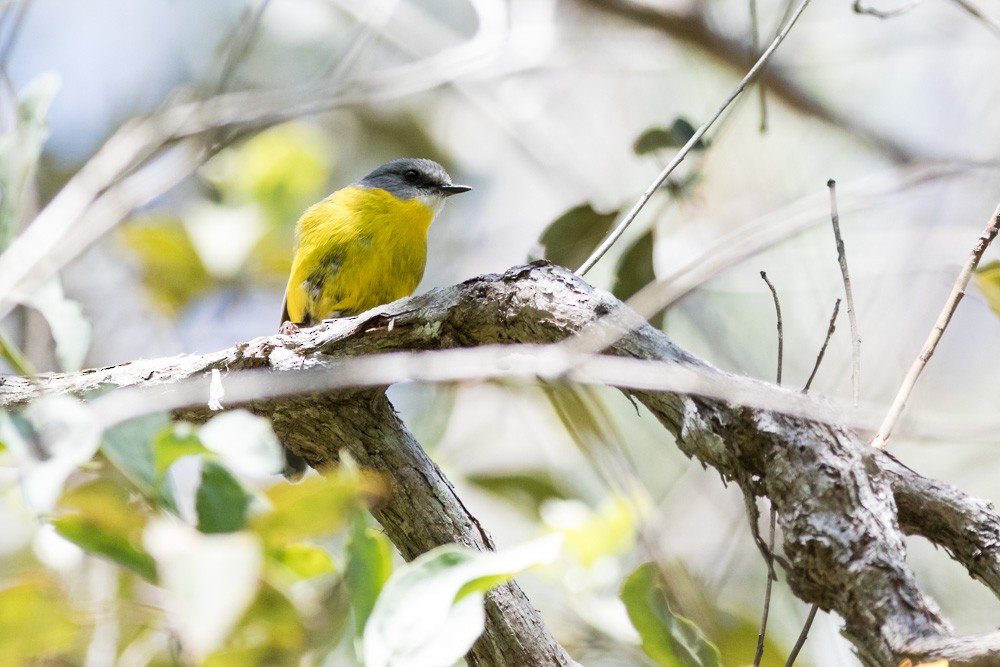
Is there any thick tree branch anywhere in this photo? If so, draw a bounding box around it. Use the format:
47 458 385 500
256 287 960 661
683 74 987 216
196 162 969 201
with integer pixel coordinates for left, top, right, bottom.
2 263 999 666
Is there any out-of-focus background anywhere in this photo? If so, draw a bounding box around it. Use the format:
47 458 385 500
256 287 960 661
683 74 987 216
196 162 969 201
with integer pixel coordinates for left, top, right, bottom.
1 0 999 665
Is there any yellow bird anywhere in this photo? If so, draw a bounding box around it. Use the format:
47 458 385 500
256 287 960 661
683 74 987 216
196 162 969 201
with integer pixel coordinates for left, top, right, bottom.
281 158 470 327
279 158 469 477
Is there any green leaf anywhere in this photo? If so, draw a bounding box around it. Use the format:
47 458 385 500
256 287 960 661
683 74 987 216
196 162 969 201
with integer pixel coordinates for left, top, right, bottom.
153 421 209 480
201 121 332 224
633 117 706 155
144 520 263 660
252 471 384 546
542 497 637 569
974 260 1000 318
539 203 619 271
102 414 180 515
621 562 721 667
53 477 157 581
0 578 77 661
196 460 253 534
362 535 561 667
268 542 336 579
634 127 678 155
346 512 394 635
119 214 213 315
612 229 663 328
204 583 306 667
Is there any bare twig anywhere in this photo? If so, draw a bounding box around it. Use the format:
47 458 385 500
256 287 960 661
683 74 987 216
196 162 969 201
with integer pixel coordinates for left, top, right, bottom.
827 179 861 404
852 0 921 18
0 0 31 67
749 0 767 131
753 506 777 667
803 299 841 394
760 271 783 385
213 0 273 94
755 268 782 667
950 0 1000 38
871 201 1000 449
785 604 819 667
573 0 814 275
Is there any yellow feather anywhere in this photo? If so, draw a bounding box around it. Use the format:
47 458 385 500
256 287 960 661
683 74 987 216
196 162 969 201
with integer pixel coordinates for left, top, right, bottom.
284 186 435 324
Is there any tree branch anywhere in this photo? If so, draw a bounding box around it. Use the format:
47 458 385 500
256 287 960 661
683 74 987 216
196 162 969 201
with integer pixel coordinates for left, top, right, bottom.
3 262 999 666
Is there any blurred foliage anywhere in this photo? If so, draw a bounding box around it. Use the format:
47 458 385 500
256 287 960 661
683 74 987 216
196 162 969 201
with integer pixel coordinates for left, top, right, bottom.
621 562 721 667
540 202 619 272
119 213 214 314
362 535 561 667
119 121 333 315
0 74 90 373
0 399 575 665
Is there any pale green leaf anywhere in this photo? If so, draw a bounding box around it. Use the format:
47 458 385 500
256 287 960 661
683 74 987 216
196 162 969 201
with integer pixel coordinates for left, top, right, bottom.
204 583 306 667
198 410 283 477
362 535 561 667
0 577 77 661
101 413 170 499
53 477 157 581
0 72 59 250
19 277 91 371
252 471 384 546
268 542 335 579
16 396 101 513
153 421 209 480
144 520 263 660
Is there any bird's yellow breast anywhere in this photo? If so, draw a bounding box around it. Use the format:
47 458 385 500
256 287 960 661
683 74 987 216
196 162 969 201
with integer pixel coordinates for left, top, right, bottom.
284 186 435 324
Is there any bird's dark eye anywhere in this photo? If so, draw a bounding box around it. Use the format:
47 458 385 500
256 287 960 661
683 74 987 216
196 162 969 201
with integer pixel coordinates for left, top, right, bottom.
403 169 419 183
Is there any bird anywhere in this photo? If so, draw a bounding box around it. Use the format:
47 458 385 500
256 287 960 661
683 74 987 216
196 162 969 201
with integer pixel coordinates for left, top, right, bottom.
281 158 470 327
279 157 470 476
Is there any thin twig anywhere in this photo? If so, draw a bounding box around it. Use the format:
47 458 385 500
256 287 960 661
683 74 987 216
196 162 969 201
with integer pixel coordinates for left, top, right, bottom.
753 506 777 666
950 0 1000 38
0 0 32 67
785 604 819 667
803 299 841 394
742 494 778 580
827 180 861 405
213 0 274 94
749 0 767 131
853 0 921 18
871 201 1000 449
760 271 783 385
573 0 814 276
754 269 782 666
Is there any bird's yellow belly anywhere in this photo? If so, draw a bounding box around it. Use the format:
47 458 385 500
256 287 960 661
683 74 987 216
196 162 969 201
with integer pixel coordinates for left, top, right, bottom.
284 187 434 324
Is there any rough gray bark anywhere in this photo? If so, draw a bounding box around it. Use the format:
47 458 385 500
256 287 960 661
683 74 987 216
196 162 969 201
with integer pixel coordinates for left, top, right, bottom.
3 262 999 666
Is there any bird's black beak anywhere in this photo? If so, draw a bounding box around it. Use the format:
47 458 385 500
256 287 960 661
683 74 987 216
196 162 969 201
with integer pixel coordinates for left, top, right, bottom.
440 184 472 196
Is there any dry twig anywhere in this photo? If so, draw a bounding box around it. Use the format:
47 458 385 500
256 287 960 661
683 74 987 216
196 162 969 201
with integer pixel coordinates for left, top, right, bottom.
871 201 1000 449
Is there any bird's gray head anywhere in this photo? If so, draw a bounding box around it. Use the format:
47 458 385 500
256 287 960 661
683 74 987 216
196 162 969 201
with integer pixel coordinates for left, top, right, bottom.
356 158 471 211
